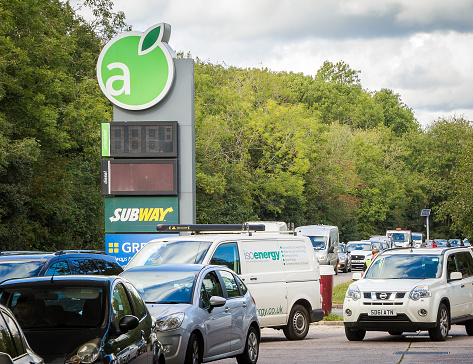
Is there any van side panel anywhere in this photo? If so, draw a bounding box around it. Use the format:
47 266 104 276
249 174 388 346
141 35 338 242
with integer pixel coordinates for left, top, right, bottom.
238 240 288 327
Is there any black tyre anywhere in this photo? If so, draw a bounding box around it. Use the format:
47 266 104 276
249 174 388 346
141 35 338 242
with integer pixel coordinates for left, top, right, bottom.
283 304 309 340
345 326 366 341
388 331 403 336
343 263 348 273
429 303 449 341
348 262 352 272
236 326 259 364
184 333 201 364
465 319 473 336
335 261 339 275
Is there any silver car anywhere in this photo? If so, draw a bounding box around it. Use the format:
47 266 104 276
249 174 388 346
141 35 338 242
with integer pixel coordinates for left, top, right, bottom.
121 264 260 364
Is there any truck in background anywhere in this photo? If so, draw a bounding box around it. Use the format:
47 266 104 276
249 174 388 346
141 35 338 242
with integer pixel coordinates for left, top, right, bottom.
386 229 412 248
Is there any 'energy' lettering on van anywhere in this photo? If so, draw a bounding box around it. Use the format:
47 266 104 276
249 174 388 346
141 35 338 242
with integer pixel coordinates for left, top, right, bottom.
244 250 280 261
109 207 174 222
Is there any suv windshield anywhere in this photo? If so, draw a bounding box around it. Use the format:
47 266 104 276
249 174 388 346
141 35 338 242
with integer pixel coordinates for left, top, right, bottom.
0 261 44 282
122 270 197 304
309 236 327 250
126 240 213 269
365 254 441 279
347 243 371 251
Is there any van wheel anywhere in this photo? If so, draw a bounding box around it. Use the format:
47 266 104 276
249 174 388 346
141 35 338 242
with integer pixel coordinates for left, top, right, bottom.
345 326 366 341
283 304 309 340
429 303 449 341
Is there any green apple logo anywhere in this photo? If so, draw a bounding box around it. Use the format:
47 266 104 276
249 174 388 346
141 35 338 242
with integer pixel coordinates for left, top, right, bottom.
97 23 175 110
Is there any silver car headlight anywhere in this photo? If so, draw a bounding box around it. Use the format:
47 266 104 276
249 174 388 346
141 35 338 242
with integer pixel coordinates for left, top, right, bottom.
345 285 361 301
70 341 99 364
409 285 431 301
317 253 326 261
156 312 184 331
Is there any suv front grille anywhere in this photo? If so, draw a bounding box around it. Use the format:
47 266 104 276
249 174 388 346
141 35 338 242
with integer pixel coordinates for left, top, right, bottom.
351 255 365 260
362 291 406 304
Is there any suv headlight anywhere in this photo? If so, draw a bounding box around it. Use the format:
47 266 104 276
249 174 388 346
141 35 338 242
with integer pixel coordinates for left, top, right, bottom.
409 285 431 301
345 285 361 301
156 312 184 331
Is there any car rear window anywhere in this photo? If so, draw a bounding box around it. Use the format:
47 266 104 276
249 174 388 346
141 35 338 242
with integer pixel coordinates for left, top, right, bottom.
0 261 45 281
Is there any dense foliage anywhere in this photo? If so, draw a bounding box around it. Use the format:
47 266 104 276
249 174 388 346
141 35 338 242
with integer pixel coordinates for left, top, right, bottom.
0 0 471 250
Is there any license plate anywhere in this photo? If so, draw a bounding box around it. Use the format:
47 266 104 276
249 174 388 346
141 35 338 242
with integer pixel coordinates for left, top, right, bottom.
368 309 396 316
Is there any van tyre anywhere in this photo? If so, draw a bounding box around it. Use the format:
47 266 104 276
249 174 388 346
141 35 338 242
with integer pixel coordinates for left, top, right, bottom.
184 333 201 364
345 326 366 341
283 304 309 340
429 303 449 341
237 326 259 364
465 319 473 336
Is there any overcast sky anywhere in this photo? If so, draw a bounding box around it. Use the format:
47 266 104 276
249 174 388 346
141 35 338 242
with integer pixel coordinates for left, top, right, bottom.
107 0 473 128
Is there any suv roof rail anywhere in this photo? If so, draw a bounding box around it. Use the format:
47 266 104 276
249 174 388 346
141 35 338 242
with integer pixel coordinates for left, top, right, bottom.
54 250 108 256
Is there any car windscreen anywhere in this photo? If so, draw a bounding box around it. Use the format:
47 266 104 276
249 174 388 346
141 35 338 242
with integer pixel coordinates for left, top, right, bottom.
126 240 213 269
308 236 327 250
121 270 197 304
339 245 346 253
0 260 44 281
365 254 441 279
1 286 105 329
346 243 371 251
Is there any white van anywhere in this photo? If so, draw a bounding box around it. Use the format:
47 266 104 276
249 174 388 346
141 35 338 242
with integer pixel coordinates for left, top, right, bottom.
295 225 340 274
125 226 324 340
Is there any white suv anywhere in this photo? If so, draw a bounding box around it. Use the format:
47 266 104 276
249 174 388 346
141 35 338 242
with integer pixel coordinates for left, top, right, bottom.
343 247 473 341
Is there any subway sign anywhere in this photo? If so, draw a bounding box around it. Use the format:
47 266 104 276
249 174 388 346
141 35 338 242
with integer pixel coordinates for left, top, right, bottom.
105 197 178 233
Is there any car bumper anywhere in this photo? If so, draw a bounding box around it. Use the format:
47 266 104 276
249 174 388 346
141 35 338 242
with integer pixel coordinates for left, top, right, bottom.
343 298 437 332
156 329 189 364
311 309 325 323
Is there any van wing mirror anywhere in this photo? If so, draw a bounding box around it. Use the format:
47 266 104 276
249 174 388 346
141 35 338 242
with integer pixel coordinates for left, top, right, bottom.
450 272 462 281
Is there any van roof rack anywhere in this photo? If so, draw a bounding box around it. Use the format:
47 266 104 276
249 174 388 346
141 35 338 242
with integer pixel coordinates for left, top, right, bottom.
156 224 266 234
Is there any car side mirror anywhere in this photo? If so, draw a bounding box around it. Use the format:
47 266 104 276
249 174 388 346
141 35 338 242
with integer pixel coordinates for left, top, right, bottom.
119 315 139 333
352 272 362 281
328 246 334 254
0 353 14 364
210 296 226 307
450 272 462 281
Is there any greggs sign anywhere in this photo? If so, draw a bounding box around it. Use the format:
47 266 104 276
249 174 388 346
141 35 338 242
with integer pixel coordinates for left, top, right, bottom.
105 197 178 233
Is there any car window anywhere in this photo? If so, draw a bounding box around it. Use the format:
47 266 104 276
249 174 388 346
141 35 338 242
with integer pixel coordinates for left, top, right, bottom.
457 252 473 277
219 270 241 298
2 310 25 357
69 259 100 275
210 242 240 274
234 274 248 295
0 260 44 281
95 259 123 275
45 260 71 276
200 272 223 308
124 282 147 320
0 311 18 358
447 254 458 277
112 283 133 323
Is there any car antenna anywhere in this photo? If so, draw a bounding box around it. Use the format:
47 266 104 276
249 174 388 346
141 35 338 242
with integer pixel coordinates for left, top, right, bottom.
50 264 57 282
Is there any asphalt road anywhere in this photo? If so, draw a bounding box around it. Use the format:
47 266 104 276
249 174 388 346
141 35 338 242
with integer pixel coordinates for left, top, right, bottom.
215 324 473 363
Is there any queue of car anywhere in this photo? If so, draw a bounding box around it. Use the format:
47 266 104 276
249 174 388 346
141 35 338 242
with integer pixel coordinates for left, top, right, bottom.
2 226 473 363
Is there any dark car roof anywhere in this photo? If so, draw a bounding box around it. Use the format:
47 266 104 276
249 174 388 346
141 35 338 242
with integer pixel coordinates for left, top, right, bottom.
0 274 119 288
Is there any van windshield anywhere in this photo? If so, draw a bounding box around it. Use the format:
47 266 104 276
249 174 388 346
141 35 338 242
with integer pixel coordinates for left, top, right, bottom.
126 240 213 269
309 236 327 250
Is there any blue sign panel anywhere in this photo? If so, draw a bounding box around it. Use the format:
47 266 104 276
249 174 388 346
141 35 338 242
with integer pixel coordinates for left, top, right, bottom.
106 233 176 266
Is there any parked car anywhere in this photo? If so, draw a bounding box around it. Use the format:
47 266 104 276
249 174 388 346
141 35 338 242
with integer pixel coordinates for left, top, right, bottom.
0 250 123 282
343 246 473 341
121 263 260 364
412 232 425 248
337 244 352 273
448 238 462 247
370 235 393 249
295 225 340 274
433 239 448 248
370 240 388 252
126 227 324 340
346 241 374 271
0 304 44 364
0 275 165 364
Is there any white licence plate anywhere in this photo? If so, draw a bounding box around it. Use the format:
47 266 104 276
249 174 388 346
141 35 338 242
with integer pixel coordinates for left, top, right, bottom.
368 309 396 316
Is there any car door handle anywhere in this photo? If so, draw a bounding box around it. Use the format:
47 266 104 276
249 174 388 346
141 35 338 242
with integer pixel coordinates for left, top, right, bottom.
461 285 465 288
250 277 257 281
242 303 247 308
224 307 230 312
